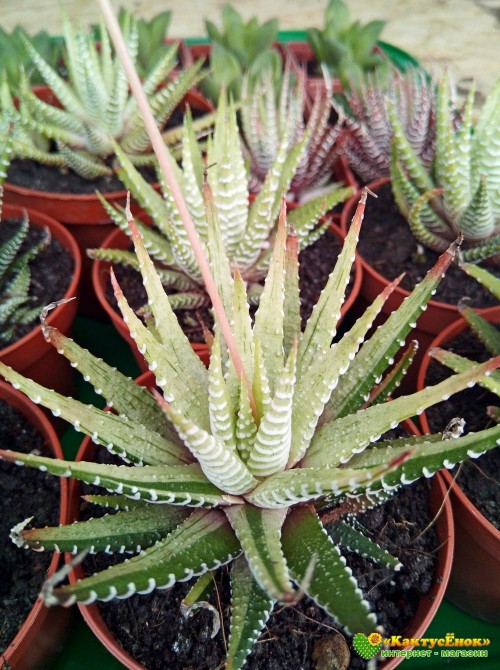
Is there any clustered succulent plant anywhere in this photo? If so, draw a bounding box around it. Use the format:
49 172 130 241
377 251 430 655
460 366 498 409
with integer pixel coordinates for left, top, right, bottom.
306 0 388 89
0 136 49 343
1 190 499 670
200 4 282 103
89 94 352 311
1 14 205 179
390 77 500 263
338 67 436 183
240 66 343 199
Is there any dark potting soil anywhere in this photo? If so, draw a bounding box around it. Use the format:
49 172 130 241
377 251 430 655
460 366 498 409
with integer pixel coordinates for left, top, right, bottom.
77 442 439 670
105 227 353 343
357 182 499 308
0 399 60 654
424 327 500 529
0 218 74 348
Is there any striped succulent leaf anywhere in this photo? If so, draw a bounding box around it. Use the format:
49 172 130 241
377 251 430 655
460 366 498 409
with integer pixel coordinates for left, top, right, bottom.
240 66 344 199
390 76 500 263
1 190 499 670
340 67 436 183
8 16 206 178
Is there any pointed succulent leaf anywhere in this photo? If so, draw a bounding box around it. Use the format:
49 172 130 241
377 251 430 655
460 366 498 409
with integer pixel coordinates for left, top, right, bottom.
208 335 237 452
324 241 458 421
349 424 500 493
328 520 401 569
460 307 500 356
236 377 258 462
0 450 239 507
430 347 500 396
458 176 496 240
298 190 366 375
13 505 189 555
247 341 297 477
0 361 187 466
42 510 241 606
306 355 500 468
226 556 274 670
42 327 179 443
363 340 419 407
289 275 403 467
224 505 294 602
253 203 287 394
282 507 376 635
283 228 301 357
461 263 500 300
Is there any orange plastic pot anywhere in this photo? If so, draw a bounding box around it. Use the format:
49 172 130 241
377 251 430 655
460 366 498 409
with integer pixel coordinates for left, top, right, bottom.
417 308 500 623
65 403 453 670
1 380 71 669
0 204 81 398
3 86 213 316
91 220 360 371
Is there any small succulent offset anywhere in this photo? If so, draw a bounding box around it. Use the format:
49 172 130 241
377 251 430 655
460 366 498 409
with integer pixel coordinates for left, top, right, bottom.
339 67 436 183
0 138 50 343
240 66 343 199
200 4 282 103
1 191 499 670
306 0 388 89
5 15 204 179
89 95 352 310
390 77 500 263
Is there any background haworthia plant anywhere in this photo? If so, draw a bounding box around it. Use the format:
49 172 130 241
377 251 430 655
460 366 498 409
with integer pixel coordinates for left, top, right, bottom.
339 67 436 183
89 94 352 311
1 191 499 670
240 66 343 200
0 13 205 179
200 3 281 103
390 76 500 263
0 133 50 343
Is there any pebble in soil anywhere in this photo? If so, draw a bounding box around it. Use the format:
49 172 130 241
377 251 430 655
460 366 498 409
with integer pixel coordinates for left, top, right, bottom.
0 399 61 654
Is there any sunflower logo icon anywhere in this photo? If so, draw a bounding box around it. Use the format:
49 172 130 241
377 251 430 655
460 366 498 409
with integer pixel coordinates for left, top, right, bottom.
368 633 382 646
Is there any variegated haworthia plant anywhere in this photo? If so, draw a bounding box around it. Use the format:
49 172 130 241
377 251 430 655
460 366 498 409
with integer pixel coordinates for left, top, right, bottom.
390 76 500 263
2 14 206 179
88 94 353 311
240 66 343 200
0 134 50 343
339 67 436 183
1 190 499 670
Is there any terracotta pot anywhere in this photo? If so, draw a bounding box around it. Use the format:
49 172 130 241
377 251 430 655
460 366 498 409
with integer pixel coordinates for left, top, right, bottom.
3 86 213 317
65 402 453 670
0 204 81 398
417 308 500 623
91 220 359 371
1 380 71 670
340 177 496 391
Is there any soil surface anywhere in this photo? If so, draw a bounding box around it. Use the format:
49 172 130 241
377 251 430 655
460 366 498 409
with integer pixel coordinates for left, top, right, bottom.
357 182 499 308
105 227 354 343
424 327 500 528
0 218 73 347
0 399 60 654
6 159 157 196
77 442 439 670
